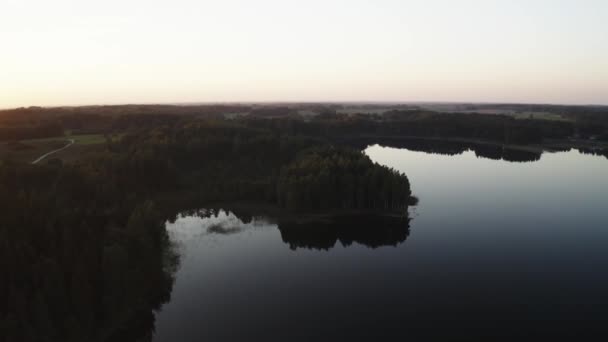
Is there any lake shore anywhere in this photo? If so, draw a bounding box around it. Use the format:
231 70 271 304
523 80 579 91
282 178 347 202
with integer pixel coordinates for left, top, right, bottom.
338 134 608 155
157 193 413 225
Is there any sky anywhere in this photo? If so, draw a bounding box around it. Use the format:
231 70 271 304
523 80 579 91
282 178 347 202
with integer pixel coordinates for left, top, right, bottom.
1 0 607 108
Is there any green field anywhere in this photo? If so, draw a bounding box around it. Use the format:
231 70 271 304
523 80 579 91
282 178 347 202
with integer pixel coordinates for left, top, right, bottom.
1 133 121 163
68 134 108 145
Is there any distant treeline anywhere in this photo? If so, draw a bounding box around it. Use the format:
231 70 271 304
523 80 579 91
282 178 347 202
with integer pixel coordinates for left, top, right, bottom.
247 111 579 144
2 104 607 142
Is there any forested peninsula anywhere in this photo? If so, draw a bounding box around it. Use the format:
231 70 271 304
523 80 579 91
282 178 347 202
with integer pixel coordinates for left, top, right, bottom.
0 112 412 341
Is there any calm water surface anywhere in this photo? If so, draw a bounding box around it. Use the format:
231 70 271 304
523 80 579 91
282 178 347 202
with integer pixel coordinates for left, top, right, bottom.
153 146 608 341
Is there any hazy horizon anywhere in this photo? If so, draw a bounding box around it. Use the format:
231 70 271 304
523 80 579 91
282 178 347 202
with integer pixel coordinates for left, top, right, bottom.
2 0 607 108
4 99 608 111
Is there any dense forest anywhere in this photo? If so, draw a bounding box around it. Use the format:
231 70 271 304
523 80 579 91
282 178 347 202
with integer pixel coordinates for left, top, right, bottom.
0 112 414 341
0 163 176 341
1 103 607 340
277 147 411 210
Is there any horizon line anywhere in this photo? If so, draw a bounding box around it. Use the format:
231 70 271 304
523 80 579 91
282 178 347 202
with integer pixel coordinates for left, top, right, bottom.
2 100 608 111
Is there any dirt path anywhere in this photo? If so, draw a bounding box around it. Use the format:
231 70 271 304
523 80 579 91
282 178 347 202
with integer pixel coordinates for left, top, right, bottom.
31 139 75 164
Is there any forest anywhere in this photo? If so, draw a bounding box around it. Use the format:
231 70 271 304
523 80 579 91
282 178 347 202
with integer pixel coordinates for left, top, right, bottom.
1 103 607 341
277 147 411 211
0 112 414 341
0 162 176 341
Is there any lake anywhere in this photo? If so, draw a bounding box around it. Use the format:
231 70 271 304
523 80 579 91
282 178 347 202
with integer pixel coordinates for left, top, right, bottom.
152 145 608 341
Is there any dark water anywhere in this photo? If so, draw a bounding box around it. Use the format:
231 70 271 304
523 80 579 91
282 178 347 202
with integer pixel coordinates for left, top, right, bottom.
153 146 608 341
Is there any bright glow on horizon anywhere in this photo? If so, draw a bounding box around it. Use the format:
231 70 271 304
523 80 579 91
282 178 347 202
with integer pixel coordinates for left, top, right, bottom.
1 0 607 108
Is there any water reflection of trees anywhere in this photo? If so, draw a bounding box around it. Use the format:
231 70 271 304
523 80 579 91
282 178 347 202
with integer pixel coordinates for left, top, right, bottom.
370 138 608 162
474 145 541 162
278 214 411 251
365 137 544 163
171 208 412 251
578 147 608 159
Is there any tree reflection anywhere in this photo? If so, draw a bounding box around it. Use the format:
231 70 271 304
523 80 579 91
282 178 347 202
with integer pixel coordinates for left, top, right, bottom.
579 147 608 159
474 145 542 162
366 137 544 162
278 213 411 251
1 209 179 342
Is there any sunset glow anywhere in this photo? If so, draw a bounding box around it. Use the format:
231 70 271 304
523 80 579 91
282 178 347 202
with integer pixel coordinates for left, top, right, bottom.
1 0 607 108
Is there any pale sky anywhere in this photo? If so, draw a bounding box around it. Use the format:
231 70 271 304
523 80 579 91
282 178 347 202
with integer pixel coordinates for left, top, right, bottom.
1 0 607 108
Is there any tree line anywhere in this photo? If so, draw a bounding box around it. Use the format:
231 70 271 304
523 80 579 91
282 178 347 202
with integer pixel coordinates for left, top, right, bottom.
2 104 607 143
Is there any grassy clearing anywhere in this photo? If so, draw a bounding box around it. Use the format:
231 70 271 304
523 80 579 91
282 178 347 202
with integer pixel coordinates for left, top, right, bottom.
2 133 122 163
68 134 106 145
0 140 63 163
20 136 71 144
23 133 124 145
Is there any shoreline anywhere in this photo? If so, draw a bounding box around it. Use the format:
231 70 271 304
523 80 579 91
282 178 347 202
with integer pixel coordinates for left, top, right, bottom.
157 194 414 224
338 134 608 155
